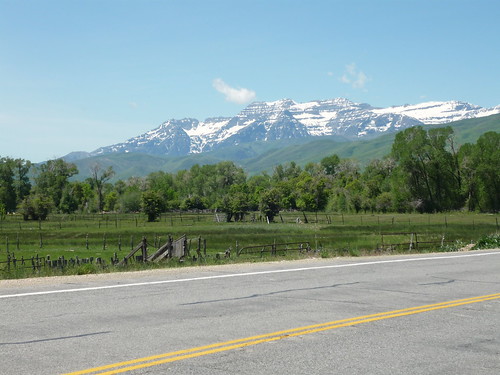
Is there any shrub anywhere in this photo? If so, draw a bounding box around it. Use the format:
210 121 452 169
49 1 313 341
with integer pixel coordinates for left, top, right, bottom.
473 234 500 249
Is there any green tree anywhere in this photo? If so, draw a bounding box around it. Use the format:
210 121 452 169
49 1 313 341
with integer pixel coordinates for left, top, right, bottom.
275 180 298 210
90 164 115 212
0 157 16 212
0 203 6 222
459 132 499 212
34 159 78 210
141 190 164 222
146 171 177 205
360 158 395 213
59 184 80 213
19 194 53 220
320 154 340 176
259 188 282 222
376 191 393 213
217 184 250 222
272 162 302 182
295 172 329 211
246 174 272 211
120 191 142 213
474 132 500 212
12 158 32 205
391 126 462 212
181 195 208 211
104 191 118 211
327 159 360 212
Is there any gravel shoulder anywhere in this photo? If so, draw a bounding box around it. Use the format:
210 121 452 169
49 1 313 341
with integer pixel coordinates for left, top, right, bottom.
1 247 496 290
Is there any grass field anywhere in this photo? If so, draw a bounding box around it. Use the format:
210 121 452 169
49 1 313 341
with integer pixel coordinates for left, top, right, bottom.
0 211 498 279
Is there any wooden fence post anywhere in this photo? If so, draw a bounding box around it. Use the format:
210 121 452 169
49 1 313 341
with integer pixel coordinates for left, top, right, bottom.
141 237 147 262
197 236 202 260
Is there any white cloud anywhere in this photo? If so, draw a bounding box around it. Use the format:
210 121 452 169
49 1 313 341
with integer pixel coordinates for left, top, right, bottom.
213 78 256 104
340 63 370 90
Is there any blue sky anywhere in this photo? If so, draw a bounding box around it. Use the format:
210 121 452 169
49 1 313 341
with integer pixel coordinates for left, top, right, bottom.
1 0 499 162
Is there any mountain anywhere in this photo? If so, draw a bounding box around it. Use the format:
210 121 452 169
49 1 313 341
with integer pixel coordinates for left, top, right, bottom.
70 113 500 181
371 101 500 124
83 98 499 160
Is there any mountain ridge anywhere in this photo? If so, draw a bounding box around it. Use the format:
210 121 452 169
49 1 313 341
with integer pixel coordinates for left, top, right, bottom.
79 98 499 160
68 113 500 181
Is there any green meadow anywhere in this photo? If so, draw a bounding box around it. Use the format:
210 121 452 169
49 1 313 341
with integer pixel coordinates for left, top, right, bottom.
0 212 498 279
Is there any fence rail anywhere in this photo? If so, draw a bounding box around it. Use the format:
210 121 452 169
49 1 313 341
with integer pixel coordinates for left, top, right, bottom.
378 232 454 251
0 254 45 271
237 242 312 257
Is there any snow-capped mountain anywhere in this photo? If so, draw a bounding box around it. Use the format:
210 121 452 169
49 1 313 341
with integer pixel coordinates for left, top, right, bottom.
371 101 500 124
90 98 500 157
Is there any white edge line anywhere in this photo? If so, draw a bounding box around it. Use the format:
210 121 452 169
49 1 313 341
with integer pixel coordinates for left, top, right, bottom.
1 251 499 299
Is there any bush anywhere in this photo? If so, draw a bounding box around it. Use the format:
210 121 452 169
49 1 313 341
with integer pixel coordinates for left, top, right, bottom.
473 234 500 249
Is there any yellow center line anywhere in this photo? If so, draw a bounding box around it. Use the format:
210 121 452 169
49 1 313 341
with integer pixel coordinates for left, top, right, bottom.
63 293 500 375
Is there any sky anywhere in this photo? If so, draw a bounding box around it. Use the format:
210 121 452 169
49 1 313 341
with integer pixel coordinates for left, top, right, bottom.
1 0 499 162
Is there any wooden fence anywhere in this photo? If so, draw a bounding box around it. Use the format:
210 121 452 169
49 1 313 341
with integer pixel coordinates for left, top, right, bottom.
237 241 312 257
0 235 201 274
378 232 454 251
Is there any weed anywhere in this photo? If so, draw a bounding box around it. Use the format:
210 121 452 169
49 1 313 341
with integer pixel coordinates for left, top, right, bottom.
320 249 330 258
473 234 500 249
76 263 98 275
348 248 360 257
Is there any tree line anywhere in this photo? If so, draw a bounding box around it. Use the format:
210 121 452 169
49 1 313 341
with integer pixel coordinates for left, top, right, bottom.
0 127 498 221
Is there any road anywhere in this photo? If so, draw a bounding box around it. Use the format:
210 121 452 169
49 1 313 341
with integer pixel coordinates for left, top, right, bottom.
1 250 499 374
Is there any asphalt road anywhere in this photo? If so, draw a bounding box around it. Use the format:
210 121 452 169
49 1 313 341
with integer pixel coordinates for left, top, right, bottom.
1 250 499 374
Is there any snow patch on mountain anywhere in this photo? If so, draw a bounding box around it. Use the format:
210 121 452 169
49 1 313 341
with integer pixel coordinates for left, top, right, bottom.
372 101 500 124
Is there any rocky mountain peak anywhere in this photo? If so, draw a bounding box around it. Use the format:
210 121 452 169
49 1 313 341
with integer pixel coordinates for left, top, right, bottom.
83 98 499 159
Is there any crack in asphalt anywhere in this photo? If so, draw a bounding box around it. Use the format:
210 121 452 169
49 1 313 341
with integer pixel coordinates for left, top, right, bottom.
419 279 456 286
0 331 112 346
180 282 361 306
359 287 428 296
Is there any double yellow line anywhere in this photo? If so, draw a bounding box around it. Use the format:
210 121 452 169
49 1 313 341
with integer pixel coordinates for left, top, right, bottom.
64 293 500 375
